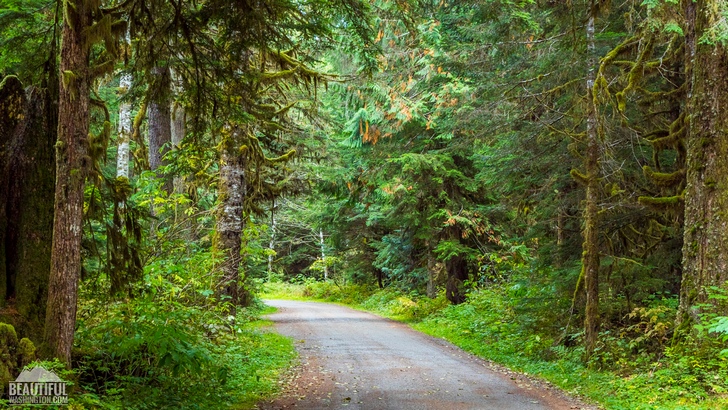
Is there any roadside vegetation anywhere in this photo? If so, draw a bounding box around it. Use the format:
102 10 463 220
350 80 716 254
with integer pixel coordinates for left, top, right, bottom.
262 279 728 410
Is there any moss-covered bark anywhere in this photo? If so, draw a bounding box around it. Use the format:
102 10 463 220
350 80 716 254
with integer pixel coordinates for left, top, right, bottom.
45 0 92 364
0 76 26 309
0 78 55 343
4 87 56 343
216 126 251 311
678 0 728 324
148 65 172 192
582 2 600 359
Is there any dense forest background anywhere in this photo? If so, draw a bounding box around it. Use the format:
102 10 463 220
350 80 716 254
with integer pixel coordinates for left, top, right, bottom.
1 0 728 408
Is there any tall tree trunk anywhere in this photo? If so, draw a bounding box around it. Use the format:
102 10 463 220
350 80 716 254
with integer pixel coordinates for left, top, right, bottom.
555 203 565 268
582 1 600 359
5 86 56 343
678 0 728 325
0 76 25 314
216 126 250 312
147 65 172 192
170 69 185 195
268 200 276 276
445 254 468 304
319 228 328 280
426 255 441 298
117 72 132 179
45 1 92 364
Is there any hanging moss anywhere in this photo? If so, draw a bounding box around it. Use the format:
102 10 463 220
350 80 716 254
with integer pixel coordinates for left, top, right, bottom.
638 194 683 212
267 149 296 163
642 165 685 187
570 168 590 186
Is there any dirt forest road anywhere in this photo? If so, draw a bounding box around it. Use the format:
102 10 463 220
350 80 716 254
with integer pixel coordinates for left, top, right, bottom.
257 300 595 410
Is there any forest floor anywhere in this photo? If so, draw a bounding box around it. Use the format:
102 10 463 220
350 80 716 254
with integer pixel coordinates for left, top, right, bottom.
255 299 596 410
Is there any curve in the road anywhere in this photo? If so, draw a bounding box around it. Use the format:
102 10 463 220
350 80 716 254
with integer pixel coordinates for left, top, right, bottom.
257 299 592 410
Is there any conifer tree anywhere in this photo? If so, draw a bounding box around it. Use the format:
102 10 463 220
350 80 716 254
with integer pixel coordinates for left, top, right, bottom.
46 0 124 364
678 0 728 324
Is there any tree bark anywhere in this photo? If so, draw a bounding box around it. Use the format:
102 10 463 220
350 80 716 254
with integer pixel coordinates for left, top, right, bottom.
583 1 600 359
147 65 172 192
678 0 728 324
4 86 56 343
319 228 328 280
426 255 437 298
0 76 25 312
268 200 276 276
426 255 444 298
45 1 91 364
116 73 132 179
170 70 185 194
216 126 250 312
445 255 468 304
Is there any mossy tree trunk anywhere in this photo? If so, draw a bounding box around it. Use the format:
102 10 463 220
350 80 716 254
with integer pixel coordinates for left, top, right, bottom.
0 76 25 311
1 51 57 346
170 69 186 194
678 0 728 324
117 73 132 179
5 87 56 343
426 255 439 298
268 200 276 276
148 65 172 193
45 1 92 364
216 126 251 312
583 1 600 359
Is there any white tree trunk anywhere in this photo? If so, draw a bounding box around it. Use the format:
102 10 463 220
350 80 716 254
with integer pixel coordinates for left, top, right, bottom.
319 228 328 280
116 72 132 178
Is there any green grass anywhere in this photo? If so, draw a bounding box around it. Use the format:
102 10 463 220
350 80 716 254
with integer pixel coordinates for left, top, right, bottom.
261 281 728 410
229 318 297 409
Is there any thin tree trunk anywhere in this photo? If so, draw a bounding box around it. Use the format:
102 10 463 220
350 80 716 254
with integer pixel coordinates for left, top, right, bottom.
583 1 600 359
426 255 437 298
319 227 328 280
556 205 565 268
45 1 91 364
678 0 728 325
170 68 185 194
268 200 276 276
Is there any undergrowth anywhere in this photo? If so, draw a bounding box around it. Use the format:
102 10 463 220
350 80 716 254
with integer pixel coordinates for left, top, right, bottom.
51 251 297 409
261 280 728 410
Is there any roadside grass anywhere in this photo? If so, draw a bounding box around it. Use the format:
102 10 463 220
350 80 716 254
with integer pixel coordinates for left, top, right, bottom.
260 281 728 410
229 320 297 409
65 303 296 409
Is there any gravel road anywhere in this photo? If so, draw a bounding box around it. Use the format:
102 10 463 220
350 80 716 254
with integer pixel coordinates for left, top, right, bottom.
257 299 594 410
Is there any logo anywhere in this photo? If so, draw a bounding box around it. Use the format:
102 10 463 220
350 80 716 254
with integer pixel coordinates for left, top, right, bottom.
7 365 68 406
